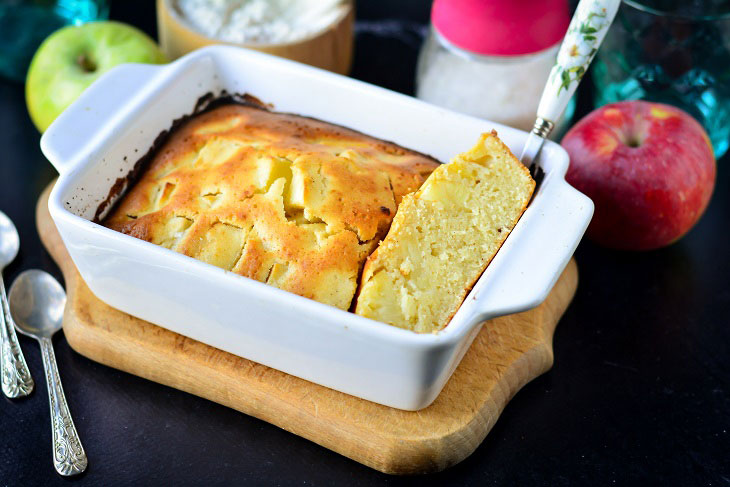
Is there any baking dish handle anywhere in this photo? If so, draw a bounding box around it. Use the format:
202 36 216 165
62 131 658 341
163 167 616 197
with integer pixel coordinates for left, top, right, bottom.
40 63 163 176
468 181 593 322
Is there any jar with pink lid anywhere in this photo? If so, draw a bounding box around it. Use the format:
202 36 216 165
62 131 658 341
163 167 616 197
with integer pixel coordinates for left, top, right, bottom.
416 0 575 134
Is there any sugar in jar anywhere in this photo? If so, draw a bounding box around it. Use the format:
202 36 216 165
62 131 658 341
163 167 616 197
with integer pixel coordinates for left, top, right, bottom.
416 0 573 133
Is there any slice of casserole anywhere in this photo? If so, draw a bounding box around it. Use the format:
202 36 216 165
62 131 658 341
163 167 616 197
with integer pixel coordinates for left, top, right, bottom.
355 132 535 333
103 104 439 310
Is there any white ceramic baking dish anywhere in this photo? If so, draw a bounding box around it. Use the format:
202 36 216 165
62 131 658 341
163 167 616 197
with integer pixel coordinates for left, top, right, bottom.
42 45 592 410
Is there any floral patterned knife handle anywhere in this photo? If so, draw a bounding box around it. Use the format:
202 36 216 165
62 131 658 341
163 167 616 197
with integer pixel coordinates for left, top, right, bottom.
520 0 621 168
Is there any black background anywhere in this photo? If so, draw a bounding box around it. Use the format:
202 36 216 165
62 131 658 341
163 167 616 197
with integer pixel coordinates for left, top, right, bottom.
1 1 728 485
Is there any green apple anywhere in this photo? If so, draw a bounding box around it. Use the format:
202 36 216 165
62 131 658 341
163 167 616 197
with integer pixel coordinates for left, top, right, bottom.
26 21 167 132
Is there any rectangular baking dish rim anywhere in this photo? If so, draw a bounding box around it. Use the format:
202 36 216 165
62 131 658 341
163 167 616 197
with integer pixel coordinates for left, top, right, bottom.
43 46 584 351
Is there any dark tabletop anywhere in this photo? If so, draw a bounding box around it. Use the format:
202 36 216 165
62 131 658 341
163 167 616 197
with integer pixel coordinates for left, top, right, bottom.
1 1 729 485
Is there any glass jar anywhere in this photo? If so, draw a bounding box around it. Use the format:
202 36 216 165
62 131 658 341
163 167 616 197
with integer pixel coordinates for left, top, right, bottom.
0 0 109 82
416 26 575 136
592 0 730 157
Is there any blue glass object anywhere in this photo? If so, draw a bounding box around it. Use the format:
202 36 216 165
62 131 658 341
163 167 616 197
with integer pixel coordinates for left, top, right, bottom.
0 0 109 82
593 0 730 157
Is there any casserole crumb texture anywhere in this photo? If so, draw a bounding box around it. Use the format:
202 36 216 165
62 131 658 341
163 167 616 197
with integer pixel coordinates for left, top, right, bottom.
354 132 535 333
103 104 439 310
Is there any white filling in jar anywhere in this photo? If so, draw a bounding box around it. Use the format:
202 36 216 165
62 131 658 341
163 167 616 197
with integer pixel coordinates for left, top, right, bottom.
175 0 348 44
416 28 569 134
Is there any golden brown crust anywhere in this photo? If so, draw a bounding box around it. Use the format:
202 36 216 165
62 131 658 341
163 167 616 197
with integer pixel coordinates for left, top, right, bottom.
104 104 439 310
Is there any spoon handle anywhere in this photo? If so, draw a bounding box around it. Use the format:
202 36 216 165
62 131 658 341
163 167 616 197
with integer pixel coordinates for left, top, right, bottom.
0 274 34 398
39 337 87 476
521 0 620 167
537 0 621 125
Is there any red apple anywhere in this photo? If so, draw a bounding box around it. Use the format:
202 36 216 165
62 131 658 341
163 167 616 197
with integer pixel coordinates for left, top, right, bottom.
561 101 716 250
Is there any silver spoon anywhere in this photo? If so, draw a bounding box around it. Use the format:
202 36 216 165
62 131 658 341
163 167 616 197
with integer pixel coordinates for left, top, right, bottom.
0 210 34 398
9 270 87 476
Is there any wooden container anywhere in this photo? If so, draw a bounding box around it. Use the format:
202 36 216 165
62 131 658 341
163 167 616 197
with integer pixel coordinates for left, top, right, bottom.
156 0 354 74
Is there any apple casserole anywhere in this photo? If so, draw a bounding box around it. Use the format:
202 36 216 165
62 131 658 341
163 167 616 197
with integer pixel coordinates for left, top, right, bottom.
103 103 439 310
104 103 534 331
354 132 535 332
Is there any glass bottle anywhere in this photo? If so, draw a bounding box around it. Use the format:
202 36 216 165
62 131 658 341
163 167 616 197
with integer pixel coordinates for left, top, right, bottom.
0 0 109 81
416 0 575 136
592 0 730 157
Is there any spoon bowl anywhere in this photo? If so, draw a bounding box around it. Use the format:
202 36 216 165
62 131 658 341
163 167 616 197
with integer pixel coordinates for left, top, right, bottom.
9 269 66 339
0 210 20 269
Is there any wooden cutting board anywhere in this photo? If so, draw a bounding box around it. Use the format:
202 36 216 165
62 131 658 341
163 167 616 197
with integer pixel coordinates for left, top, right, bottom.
36 182 578 475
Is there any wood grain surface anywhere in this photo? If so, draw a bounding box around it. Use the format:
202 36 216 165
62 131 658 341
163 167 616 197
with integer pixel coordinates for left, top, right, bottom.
36 182 578 474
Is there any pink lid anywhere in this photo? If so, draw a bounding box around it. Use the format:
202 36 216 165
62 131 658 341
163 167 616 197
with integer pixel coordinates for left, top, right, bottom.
432 0 571 56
